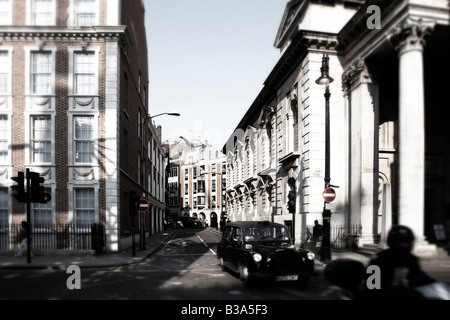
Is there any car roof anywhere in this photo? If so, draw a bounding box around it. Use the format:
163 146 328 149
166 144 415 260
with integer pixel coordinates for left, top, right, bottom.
225 221 285 228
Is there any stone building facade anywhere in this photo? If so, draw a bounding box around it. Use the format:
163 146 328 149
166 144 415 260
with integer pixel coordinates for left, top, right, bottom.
168 139 227 229
223 0 450 255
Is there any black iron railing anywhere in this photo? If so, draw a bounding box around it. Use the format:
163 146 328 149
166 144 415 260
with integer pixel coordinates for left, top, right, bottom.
305 224 362 252
330 224 362 251
0 222 105 252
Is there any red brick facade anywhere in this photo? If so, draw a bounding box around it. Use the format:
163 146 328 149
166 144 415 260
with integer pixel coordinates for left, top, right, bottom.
0 0 166 253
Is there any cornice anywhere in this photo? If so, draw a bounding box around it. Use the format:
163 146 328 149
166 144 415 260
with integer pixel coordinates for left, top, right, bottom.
0 26 132 46
232 30 337 138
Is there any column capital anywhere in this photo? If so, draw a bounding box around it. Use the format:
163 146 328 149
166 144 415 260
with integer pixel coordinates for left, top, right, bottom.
388 18 435 54
342 59 374 94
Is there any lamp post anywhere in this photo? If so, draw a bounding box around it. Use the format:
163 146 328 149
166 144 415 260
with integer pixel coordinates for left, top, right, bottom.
137 111 180 252
315 54 333 263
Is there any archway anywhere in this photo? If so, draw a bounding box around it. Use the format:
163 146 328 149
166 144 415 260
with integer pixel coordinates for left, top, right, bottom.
210 212 218 228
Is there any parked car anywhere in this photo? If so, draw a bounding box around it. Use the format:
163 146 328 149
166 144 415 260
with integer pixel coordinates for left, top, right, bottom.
179 217 203 229
217 221 316 285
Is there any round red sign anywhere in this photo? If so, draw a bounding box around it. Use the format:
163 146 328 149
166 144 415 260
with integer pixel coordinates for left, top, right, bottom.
322 188 336 202
138 199 149 212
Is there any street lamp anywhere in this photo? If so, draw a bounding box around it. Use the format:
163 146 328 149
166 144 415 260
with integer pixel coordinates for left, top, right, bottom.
316 54 333 263
145 111 181 121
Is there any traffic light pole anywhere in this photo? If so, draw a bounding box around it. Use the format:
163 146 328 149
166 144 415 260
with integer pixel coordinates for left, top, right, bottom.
26 169 32 264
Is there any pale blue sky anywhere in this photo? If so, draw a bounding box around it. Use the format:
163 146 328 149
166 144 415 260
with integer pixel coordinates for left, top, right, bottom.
144 0 286 147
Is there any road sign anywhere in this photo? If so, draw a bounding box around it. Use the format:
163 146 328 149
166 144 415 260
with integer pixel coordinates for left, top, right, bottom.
138 199 149 212
322 188 336 202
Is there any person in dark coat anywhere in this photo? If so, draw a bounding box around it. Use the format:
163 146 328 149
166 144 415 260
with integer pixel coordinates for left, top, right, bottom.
312 220 323 241
361 225 435 300
15 221 29 257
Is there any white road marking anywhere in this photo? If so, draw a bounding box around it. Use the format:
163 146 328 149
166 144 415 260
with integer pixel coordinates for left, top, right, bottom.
197 234 216 255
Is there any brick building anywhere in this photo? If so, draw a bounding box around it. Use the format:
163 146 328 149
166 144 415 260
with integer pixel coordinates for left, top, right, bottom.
0 0 166 253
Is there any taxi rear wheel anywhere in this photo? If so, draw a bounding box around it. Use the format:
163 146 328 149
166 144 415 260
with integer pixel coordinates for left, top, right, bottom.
219 257 226 271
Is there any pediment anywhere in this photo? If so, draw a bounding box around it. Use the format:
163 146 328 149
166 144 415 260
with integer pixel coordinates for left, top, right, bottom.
273 0 305 49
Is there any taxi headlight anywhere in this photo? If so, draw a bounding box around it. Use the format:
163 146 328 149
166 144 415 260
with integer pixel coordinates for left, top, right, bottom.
307 252 315 260
253 253 262 262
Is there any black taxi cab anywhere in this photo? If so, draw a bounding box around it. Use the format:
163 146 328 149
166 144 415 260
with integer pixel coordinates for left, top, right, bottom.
217 221 316 285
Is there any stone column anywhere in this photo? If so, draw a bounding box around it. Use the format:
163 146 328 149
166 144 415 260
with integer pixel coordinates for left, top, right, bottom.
388 19 433 247
342 59 379 245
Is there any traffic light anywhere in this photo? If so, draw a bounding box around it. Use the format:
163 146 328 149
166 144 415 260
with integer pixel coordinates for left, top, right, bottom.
287 190 296 213
129 191 139 216
11 171 27 203
30 172 51 203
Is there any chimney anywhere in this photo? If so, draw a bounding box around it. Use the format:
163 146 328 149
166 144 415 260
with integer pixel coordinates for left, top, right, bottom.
156 125 162 143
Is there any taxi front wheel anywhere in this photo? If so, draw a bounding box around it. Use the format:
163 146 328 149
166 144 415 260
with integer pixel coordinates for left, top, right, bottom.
239 263 253 285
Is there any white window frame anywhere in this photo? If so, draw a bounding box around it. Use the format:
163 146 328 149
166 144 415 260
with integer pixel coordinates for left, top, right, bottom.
68 48 100 96
71 115 98 165
0 0 12 26
70 187 98 225
25 46 57 96
69 50 99 96
31 186 54 226
68 0 100 28
0 187 9 226
27 114 54 165
0 48 13 95
27 0 56 26
0 115 11 165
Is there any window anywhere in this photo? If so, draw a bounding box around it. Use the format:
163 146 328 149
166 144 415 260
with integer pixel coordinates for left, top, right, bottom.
211 180 216 192
198 180 205 193
184 183 188 195
0 116 8 163
74 188 95 224
32 187 52 226
74 52 95 95
0 0 12 25
75 0 96 27
292 100 299 151
169 167 178 178
31 52 52 95
74 116 95 163
31 0 55 25
0 51 10 94
0 187 8 226
31 116 51 163
138 109 141 138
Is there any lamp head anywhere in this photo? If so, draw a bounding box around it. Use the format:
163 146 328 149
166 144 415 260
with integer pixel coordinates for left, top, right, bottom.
315 54 334 86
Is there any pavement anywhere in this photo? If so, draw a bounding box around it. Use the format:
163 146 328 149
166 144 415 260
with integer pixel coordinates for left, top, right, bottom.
1 227 449 285
0 228 179 270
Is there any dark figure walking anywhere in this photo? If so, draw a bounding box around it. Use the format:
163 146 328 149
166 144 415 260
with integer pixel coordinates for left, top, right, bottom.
312 220 323 242
15 221 29 257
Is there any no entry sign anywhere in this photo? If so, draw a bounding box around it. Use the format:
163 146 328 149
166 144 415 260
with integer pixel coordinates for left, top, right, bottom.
138 199 149 212
322 188 336 202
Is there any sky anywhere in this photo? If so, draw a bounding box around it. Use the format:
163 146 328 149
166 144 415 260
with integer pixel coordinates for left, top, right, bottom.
144 0 287 148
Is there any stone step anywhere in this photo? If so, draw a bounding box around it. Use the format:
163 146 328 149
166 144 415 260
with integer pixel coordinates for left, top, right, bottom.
356 244 379 256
